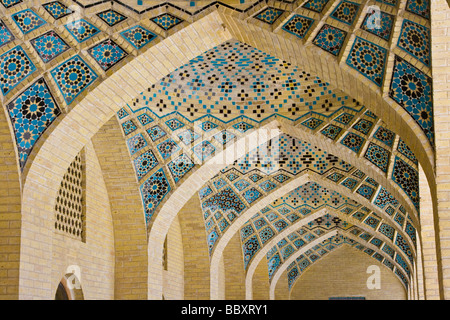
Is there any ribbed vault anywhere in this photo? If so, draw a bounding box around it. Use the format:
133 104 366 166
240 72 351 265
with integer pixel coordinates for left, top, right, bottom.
0 0 439 299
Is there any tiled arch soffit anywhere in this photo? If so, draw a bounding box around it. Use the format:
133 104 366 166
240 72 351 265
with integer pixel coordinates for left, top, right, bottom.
3 0 433 299
243 208 411 300
205 173 416 299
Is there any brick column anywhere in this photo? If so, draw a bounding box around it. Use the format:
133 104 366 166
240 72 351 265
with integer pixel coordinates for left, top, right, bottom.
431 0 450 300
419 165 441 299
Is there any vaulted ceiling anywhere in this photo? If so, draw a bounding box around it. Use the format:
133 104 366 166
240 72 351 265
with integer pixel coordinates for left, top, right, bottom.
0 0 433 297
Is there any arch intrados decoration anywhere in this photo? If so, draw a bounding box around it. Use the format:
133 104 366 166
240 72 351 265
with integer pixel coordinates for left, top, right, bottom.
243 207 411 299
12 3 431 299
270 231 409 300
18 12 232 299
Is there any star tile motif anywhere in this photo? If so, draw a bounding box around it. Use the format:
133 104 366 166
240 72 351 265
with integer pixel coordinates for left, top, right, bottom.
50 55 98 104
346 37 387 87
0 46 36 96
151 13 183 31
97 9 127 27
65 19 100 43
11 9 46 35
282 15 314 39
43 1 72 20
6 78 61 170
87 38 128 71
312 24 347 56
0 0 22 9
30 30 70 63
254 7 284 25
120 25 157 50
389 55 434 147
0 20 15 47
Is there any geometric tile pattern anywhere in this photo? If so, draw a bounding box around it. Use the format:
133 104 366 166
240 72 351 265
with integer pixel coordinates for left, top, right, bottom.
192 140 215 162
364 142 390 173
373 126 395 148
11 9 46 34
313 24 347 56
121 119 137 135
146 125 167 142
392 157 419 211
320 124 342 140
340 132 365 153
254 7 284 25
300 117 324 130
330 1 360 26
202 186 246 215
334 112 355 125
65 19 100 43
229 134 353 176
356 184 375 200
346 37 387 87
271 182 359 211
120 25 157 50
30 31 70 63
96 9 127 27
87 38 128 71
151 13 183 30
397 20 431 67
140 168 171 223
135 40 357 124
0 46 36 96
168 153 195 183
43 1 72 20
389 55 434 147
156 138 180 160
0 20 15 47
127 133 147 155
352 119 373 135
282 15 314 39
137 113 153 126
405 0 430 20
133 150 158 181
376 0 397 6
0 0 22 8
374 187 399 210
6 78 61 170
302 0 330 13
397 139 418 165
360 10 393 41
50 55 98 105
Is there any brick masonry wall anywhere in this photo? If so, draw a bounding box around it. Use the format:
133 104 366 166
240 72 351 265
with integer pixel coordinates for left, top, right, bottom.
177 192 211 300
252 259 270 300
223 232 245 300
431 0 450 300
0 102 21 299
91 116 148 299
163 215 184 300
50 141 115 299
419 165 440 299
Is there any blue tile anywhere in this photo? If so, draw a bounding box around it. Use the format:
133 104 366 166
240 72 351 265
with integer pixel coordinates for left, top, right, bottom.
12 9 46 34
88 38 128 71
30 30 70 63
65 19 100 43
120 25 157 50
6 78 61 170
50 55 98 104
0 45 36 96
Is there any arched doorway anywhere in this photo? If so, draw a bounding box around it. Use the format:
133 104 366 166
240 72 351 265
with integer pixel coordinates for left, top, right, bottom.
55 273 84 300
